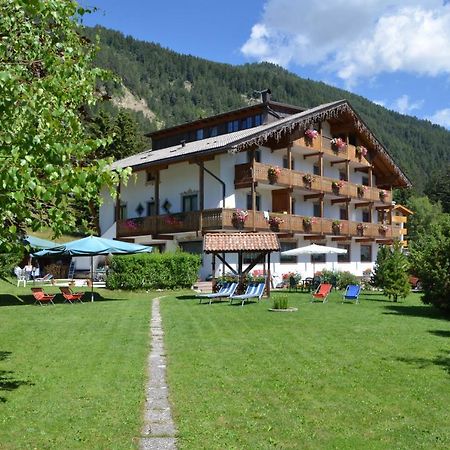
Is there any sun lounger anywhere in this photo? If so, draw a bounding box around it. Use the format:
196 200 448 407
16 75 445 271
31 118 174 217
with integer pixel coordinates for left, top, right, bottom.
59 286 84 304
342 284 361 303
311 283 332 303
229 282 266 306
31 287 55 306
197 282 238 304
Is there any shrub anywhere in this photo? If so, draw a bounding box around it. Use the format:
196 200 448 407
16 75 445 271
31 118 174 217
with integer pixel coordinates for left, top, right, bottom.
0 248 24 278
106 252 201 290
337 271 359 290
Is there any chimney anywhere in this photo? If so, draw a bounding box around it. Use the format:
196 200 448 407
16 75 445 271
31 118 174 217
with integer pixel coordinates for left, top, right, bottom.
261 88 271 103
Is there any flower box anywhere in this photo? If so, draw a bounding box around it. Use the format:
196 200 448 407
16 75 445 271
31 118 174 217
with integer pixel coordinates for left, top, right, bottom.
267 166 281 184
303 173 314 188
268 216 284 232
304 129 319 140
332 220 342 235
356 222 367 236
379 189 388 201
232 209 248 229
357 184 367 198
330 137 346 153
355 145 368 160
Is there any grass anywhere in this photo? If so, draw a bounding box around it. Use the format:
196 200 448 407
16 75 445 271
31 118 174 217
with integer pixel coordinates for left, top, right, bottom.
161 290 450 449
0 279 157 449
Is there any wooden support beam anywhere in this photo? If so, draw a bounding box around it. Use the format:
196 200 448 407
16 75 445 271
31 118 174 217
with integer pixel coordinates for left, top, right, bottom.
304 193 324 201
188 155 215 164
331 197 351 205
277 233 294 239
215 253 237 275
304 234 325 240
375 205 394 211
235 181 254 190
331 236 351 242
152 234 175 240
318 153 323 176
242 252 267 275
354 166 369 173
330 159 347 166
355 238 375 243
303 151 323 159
354 201 373 209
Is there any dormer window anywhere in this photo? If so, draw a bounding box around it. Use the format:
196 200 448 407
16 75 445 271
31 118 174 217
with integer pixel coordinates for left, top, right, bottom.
228 120 239 133
196 129 204 140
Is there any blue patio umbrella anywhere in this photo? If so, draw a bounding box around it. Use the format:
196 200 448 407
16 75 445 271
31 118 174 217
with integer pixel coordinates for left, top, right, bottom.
34 236 152 301
24 235 60 250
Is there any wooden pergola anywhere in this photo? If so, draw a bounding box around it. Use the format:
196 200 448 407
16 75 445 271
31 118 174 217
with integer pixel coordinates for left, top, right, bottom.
203 232 280 297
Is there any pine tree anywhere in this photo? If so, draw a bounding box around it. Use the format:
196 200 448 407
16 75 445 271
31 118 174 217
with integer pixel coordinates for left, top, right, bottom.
381 241 411 302
371 245 389 289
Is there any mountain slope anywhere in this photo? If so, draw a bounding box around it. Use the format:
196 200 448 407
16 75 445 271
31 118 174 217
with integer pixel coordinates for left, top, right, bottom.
86 26 450 192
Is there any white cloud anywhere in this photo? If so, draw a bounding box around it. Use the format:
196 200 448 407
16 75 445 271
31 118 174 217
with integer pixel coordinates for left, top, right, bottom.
429 108 450 128
241 1 450 85
393 95 424 114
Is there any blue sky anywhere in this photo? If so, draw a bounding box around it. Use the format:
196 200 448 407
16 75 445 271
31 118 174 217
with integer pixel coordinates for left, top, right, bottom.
80 0 450 129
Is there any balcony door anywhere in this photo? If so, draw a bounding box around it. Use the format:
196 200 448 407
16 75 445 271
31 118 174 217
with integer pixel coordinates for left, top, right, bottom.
272 189 291 213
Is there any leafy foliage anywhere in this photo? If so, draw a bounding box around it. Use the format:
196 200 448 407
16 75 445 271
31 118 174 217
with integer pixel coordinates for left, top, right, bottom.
107 252 201 290
0 1 127 249
0 249 24 278
85 26 450 192
406 196 444 242
410 214 450 310
425 165 450 214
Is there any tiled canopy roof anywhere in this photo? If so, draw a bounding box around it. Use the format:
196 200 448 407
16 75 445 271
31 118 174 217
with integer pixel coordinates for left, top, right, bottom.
204 232 280 253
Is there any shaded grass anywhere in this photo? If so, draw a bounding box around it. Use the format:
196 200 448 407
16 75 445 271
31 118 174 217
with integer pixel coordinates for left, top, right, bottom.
0 280 158 449
161 291 450 449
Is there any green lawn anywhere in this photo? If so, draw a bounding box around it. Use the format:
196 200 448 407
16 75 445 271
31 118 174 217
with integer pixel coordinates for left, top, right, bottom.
0 280 157 449
161 290 450 450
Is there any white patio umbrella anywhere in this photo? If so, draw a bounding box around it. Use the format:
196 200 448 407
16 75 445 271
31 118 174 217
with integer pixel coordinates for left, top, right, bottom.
281 244 347 277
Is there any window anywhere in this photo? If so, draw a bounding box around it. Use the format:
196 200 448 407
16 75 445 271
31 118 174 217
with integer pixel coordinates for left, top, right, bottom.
340 208 348 220
337 244 350 263
247 150 261 163
339 170 347 181
283 156 294 170
362 210 370 223
360 244 372 262
243 252 260 265
196 129 204 140
241 116 252 130
311 253 326 263
313 203 321 217
147 201 156 216
146 171 156 183
179 241 202 254
182 193 198 212
254 114 262 126
246 193 261 211
227 120 239 133
116 203 127 220
280 242 297 264
378 210 387 223
362 175 369 186
313 164 320 175
209 126 218 137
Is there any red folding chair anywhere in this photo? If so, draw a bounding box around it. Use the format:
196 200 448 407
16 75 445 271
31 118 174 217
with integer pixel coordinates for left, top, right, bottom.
31 288 55 306
59 287 84 304
311 283 332 303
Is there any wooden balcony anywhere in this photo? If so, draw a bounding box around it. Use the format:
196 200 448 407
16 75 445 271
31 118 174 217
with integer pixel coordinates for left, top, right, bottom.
117 208 400 241
235 162 392 203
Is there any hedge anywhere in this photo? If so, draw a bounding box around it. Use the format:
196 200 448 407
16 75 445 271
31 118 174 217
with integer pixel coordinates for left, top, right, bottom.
106 252 201 290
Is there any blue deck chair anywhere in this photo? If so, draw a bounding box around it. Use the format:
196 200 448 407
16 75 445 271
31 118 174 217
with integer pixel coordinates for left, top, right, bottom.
197 282 238 304
342 285 361 304
229 282 266 306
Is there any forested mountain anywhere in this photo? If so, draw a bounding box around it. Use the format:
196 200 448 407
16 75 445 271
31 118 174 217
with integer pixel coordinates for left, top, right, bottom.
85 26 450 193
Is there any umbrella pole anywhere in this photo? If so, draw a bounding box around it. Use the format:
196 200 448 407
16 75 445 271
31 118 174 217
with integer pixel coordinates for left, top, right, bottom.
90 256 94 302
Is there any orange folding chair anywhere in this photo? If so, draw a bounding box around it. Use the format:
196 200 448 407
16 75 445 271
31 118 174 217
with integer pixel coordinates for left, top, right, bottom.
59 286 84 304
311 283 332 303
31 287 56 306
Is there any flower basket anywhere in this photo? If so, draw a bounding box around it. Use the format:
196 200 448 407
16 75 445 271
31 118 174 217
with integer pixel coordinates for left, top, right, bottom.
330 137 346 154
379 224 389 235
232 209 248 229
357 184 367 198
332 180 344 194
302 216 316 231
356 222 367 237
379 190 387 202
332 220 342 235
303 173 314 189
355 145 368 161
268 216 284 232
125 218 144 230
304 129 319 144
267 166 281 184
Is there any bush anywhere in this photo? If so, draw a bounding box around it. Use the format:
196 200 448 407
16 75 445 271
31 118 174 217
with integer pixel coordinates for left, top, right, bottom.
106 252 201 290
336 271 359 290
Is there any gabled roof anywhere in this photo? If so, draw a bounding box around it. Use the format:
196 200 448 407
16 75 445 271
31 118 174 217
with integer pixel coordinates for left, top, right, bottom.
111 99 411 187
393 204 413 215
204 232 280 253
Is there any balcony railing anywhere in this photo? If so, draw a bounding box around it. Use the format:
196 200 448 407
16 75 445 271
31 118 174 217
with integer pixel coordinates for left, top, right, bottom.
117 209 400 240
235 162 392 203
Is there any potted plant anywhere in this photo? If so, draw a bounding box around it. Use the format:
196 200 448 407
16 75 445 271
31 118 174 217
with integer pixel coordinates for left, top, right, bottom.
356 222 367 236
231 209 248 229
379 224 389 235
304 128 319 141
268 215 284 232
269 294 298 312
330 137 346 153
302 216 316 231
267 166 281 184
355 145 368 161
332 220 342 235
357 184 367 198
379 189 387 201
332 180 344 193
302 173 314 188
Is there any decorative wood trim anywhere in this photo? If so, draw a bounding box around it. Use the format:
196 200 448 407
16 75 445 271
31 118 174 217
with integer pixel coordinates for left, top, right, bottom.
331 236 351 242
303 151 323 159
330 159 347 166
304 234 326 240
354 201 373 209
355 238 375 243
304 193 324 201
152 234 174 240
331 197 351 205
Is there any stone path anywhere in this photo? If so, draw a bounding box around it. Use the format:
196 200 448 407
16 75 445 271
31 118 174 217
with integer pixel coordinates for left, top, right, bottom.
140 297 177 450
